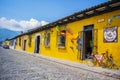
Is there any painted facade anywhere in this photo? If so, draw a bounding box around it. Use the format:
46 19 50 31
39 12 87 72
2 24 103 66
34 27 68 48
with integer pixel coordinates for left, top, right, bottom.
3 40 10 46
8 1 120 66
9 39 16 49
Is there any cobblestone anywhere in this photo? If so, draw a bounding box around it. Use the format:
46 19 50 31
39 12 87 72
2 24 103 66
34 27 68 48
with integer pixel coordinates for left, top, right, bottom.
0 47 119 80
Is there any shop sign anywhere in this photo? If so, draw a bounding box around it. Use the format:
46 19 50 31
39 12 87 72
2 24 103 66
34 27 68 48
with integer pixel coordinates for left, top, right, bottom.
98 18 104 23
104 26 117 42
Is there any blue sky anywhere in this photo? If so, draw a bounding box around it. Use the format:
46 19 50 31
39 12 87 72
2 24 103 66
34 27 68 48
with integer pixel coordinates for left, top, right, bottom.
0 0 108 31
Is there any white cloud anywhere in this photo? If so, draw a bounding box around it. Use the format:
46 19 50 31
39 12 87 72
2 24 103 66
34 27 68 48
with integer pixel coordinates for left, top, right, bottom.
0 17 48 31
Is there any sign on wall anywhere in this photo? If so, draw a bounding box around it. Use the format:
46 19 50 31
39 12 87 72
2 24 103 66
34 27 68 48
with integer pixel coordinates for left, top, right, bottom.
104 26 118 42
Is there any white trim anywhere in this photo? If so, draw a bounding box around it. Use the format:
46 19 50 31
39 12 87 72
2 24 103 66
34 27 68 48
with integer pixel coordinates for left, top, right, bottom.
10 39 16 49
35 33 41 37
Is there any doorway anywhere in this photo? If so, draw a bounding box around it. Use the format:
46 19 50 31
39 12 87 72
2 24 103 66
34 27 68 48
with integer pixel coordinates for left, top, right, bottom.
35 35 40 53
83 25 94 59
23 40 27 51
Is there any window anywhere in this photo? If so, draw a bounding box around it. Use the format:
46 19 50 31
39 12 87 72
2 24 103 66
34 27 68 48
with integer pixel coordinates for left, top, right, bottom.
57 30 66 48
28 35 32 47
19 37 21 46
15 38 18 45
44 32 50 47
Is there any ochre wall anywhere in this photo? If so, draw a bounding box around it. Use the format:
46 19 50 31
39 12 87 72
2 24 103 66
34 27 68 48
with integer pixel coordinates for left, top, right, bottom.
15 10 120 66
40 10 120 65
4 41 10 46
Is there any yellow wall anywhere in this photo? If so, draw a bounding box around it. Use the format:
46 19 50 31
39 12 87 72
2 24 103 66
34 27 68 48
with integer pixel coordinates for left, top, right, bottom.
40 10 120 65
4 40 10 46
15 34 35 54
15 37 21 50
15 10 120 66
25 33 36 53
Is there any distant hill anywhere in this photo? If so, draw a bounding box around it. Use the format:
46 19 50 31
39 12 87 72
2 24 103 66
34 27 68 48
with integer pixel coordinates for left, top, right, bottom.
0 28 20 42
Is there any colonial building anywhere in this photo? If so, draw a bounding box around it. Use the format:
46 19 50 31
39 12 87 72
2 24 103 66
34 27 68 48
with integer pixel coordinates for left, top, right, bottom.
8 0 120 66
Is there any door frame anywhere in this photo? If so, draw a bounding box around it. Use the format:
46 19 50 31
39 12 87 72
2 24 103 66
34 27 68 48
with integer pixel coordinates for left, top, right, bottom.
23 40 27 51
81 24 94 60
34 34 41 53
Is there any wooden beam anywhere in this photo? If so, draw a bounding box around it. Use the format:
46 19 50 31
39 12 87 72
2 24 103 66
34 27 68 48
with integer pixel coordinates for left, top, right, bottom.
109 2 120 7
86 10 94 15
63 19 68 22
76 14 84 18
96 6 106 11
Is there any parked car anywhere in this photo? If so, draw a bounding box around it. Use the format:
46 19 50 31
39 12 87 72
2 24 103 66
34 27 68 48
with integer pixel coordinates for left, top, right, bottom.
2 44 9 49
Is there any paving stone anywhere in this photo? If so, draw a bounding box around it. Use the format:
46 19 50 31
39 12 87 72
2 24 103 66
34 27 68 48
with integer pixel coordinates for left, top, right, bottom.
0 47 119 80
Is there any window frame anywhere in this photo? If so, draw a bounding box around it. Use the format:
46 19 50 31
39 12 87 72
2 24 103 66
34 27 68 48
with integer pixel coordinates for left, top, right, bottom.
57 30 66 48
28 34 32 47
44 32 50 47
19 37 21 46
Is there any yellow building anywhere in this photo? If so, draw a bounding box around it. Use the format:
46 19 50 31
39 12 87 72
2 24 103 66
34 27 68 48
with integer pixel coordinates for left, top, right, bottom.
9 1 120 66
3 39 10 46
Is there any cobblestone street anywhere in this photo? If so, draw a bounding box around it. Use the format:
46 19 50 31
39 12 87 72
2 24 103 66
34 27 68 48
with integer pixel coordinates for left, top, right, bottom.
0 47 120 80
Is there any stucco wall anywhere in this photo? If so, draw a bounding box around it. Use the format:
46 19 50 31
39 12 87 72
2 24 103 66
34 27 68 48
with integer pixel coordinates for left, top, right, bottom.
14 10 120 66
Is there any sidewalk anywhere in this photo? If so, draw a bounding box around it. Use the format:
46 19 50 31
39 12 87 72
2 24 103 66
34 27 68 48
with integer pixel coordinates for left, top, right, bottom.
16 49 120 79
32 53 120 79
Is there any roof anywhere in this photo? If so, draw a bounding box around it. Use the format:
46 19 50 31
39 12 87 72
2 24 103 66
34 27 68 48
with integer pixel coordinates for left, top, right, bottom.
10 0 120 39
